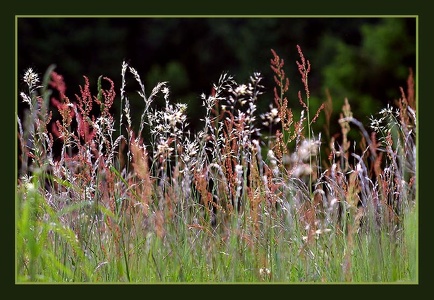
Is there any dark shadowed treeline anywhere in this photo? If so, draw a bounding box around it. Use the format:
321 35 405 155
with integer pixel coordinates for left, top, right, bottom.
18 17 416 136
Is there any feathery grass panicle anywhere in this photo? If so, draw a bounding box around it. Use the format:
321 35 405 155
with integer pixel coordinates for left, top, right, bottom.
16 48 416 283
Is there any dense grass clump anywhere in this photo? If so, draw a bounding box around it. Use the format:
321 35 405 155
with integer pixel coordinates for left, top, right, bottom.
16 46 417 283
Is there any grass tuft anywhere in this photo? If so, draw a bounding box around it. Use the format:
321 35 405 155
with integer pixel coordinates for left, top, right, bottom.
16 47 417 283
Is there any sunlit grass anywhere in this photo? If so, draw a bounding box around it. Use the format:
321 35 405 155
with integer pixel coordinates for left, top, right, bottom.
16 47 417 283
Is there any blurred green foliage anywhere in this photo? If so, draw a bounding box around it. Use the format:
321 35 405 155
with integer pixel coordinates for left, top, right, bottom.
18 17 415 136
320 18 415 118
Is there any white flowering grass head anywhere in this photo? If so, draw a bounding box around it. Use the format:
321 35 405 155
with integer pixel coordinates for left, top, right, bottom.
23 68 41 91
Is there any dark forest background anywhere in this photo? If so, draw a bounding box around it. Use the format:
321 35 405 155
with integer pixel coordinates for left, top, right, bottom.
18 17 416 137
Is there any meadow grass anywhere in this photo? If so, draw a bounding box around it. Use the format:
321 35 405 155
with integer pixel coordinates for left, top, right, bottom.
16 46 417 283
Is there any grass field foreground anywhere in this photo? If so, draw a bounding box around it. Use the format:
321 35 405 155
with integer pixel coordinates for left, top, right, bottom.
16 46 417 283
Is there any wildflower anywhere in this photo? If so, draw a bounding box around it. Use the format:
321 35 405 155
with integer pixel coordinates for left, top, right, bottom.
267 150 279 176
369 115 383 132
331 163 337 172
291 139 320 163
292 164 312 178
261 105 281 126
330 198 338 207
162 86 170 96
235 84 249 96
181 139 198 165
20 92 32 106
379 104 393 116
25 182 35 193
259 267 271 276
176 103 187 113
164 104 187 130
250 72 262 84
23 68 40 89
395 107 401 118
155 138 174 159
165 111 177 127
231 164 244 200
271 108 279 118
267 149 277 162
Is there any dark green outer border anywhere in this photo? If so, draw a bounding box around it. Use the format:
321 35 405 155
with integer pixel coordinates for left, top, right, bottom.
2 0 431 296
